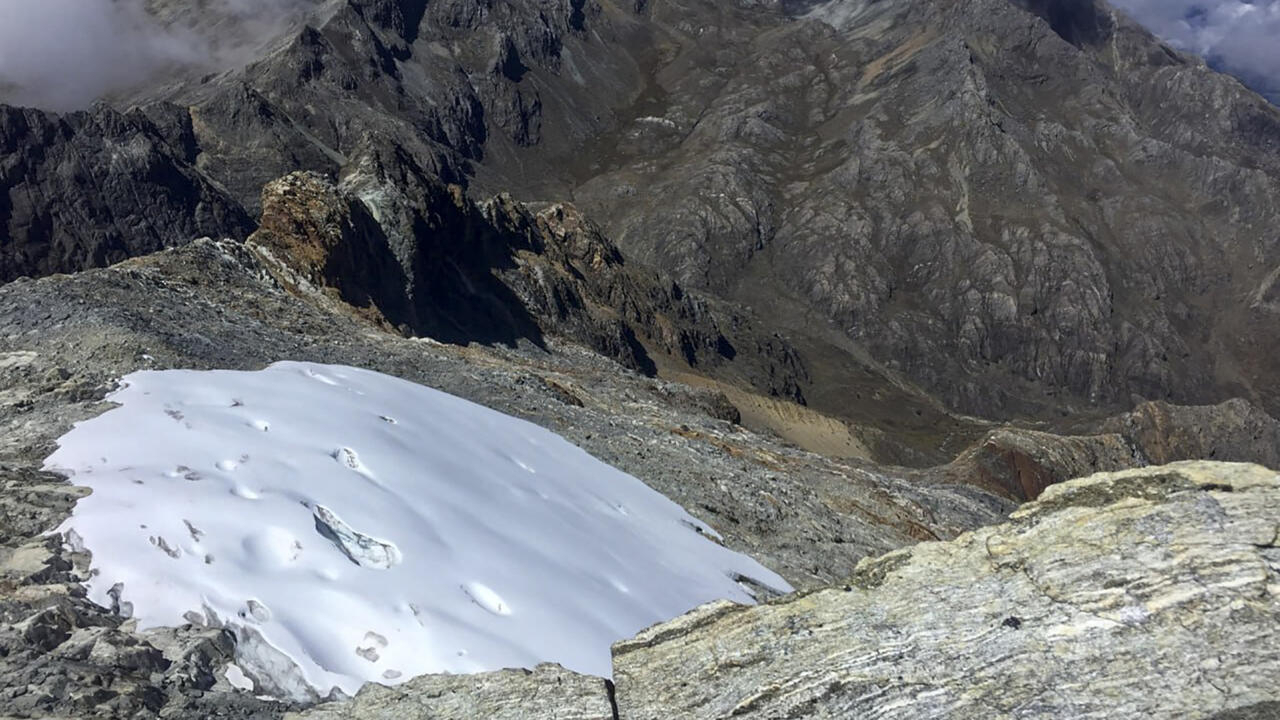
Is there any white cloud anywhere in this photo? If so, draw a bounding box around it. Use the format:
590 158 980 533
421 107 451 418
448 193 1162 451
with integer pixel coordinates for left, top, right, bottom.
1111 0 1280 101
0 0 316 111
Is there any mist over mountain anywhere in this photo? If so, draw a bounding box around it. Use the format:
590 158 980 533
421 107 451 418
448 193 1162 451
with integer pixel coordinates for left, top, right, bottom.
0 0 318 110
0 0 1278 110
1112 0 1280 102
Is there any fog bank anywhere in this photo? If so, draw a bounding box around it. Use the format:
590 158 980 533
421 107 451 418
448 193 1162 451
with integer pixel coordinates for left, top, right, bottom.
0 0 316 111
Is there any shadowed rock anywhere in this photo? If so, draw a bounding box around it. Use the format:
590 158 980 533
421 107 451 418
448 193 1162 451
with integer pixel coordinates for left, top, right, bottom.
0 103 251 282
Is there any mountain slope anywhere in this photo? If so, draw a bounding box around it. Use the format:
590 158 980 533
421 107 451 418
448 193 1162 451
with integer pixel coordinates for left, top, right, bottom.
3 0 1277 435
548 0 1280 419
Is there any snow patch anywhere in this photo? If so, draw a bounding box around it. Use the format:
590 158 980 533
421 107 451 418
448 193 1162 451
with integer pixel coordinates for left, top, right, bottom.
45 362 792 699
463 582 512 616
224 662 254 692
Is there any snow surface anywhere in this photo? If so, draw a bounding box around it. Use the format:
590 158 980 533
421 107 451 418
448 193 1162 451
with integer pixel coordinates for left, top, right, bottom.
45 362 791 699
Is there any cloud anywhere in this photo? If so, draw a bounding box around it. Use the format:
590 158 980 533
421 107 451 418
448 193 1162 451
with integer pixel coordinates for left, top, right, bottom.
0 0 317 112
1110 0 1280 102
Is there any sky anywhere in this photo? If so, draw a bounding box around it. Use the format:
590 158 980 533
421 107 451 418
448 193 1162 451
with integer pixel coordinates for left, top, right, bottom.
0 0 199 110
1110 0 1280 102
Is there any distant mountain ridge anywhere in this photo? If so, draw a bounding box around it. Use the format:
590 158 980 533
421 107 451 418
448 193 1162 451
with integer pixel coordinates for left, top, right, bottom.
1 0 1277 449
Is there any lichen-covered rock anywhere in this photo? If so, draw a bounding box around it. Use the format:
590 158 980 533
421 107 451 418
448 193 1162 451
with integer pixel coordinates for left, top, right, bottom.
290 664 612 720
612 461 1280 719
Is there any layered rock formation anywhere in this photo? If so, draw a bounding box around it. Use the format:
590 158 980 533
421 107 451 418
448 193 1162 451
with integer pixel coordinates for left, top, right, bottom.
612 461 1280 719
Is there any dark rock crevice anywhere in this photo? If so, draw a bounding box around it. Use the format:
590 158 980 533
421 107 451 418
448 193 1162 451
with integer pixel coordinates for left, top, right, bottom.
1009 0 1115 48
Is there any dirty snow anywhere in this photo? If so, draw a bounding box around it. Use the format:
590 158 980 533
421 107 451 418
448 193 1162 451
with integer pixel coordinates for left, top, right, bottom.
45 362 791 699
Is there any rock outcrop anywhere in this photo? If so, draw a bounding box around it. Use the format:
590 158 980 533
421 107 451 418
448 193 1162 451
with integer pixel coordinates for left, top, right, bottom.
946 398 1280 500
290 664 613 720
612 461 1280 719
246 170 810 400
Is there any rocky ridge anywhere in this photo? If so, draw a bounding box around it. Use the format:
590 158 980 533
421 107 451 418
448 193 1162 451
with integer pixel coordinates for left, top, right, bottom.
3 0 1277 433
247 170 810 401
610 461 1280 719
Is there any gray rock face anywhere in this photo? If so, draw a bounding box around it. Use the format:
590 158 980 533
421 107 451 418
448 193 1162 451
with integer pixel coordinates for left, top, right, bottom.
4 0 1277 429
290 664 613 720
612 461 1280 719
0 103 252 282
560 0 1280 420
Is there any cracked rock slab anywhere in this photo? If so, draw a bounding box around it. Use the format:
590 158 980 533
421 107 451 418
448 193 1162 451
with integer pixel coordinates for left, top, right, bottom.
612 461 1280 720
289 663 612 720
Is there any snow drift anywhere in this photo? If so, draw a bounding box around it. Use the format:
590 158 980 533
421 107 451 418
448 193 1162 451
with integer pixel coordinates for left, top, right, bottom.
45 362 791 699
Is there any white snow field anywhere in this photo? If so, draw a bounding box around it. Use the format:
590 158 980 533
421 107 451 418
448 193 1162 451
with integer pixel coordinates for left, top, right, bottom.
44 362 791 699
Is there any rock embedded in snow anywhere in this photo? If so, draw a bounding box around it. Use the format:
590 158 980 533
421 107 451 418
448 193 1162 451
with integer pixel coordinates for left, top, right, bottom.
45 362 791 700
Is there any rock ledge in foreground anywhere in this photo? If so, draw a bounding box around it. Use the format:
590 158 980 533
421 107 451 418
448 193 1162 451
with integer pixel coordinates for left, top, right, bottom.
613 461 1280 720
291 663 612 720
